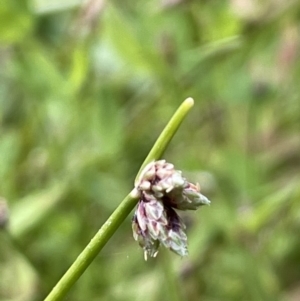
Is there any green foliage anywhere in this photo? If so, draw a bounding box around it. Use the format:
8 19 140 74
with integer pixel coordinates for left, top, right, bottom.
1 0 300 301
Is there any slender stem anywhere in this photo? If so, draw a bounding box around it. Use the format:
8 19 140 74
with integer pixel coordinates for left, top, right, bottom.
44 98 194 301
135 97 194 181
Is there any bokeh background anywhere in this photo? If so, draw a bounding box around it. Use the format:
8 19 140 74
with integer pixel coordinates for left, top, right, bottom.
1 0 300 300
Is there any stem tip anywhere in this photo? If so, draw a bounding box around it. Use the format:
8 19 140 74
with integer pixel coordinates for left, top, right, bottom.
184 97 194 106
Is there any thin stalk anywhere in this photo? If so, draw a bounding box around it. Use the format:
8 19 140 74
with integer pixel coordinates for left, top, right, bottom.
44 97 194 301
135 97 194 181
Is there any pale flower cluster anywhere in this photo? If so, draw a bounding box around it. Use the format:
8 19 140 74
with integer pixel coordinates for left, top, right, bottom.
132 160 210 260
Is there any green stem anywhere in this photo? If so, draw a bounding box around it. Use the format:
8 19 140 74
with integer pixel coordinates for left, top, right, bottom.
135 97 194 181
44 97 194 301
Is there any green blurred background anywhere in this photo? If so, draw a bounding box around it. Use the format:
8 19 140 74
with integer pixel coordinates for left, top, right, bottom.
1 0 300 300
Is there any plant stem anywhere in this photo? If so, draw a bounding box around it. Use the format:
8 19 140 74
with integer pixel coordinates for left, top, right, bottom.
44 97 194 301
135 97 194 181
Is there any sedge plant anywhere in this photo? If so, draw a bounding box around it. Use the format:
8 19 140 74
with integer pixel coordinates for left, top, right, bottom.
44 97 209 301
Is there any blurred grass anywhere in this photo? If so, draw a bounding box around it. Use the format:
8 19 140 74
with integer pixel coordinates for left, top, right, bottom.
1 0 300 301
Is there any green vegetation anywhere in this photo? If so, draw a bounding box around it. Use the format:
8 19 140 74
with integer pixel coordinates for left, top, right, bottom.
1 1 300 301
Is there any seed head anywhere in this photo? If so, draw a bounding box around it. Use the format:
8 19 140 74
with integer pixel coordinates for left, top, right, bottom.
132 160 210 259
132 197 188 260
135 160 210 210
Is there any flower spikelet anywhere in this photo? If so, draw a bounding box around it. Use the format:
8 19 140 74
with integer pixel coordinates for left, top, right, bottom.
135 160 210 210
132 160 210 259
